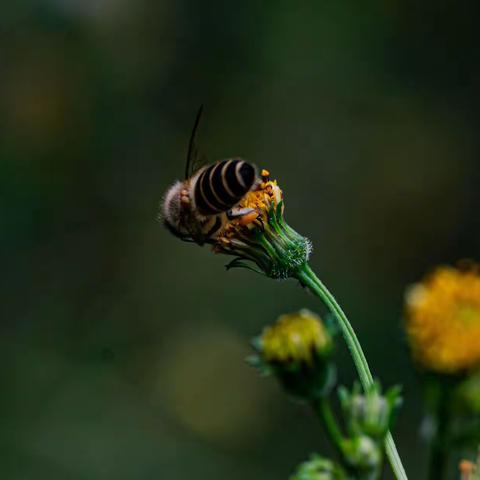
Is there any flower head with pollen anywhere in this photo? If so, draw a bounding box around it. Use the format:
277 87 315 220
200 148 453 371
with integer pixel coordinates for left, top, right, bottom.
405 264 480 374
214 170 312 279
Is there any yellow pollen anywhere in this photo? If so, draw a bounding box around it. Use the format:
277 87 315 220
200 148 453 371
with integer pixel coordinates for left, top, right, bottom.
406 265 480 373
215 172 283 243
261 310 331 364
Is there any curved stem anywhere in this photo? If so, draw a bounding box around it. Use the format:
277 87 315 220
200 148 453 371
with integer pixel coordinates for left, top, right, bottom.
295 263 408 480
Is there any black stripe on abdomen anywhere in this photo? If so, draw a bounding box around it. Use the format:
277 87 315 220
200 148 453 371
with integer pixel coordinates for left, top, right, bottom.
214 159 255 202
228 159 255 195
194 159 256 215
194 165 226 214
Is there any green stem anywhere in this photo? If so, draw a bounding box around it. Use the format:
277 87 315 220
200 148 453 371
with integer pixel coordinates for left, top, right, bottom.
294 263 408 480
427 382 452 480
312 397 345 459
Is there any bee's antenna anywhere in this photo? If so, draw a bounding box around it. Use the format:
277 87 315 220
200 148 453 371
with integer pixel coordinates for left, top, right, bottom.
185 105 204 179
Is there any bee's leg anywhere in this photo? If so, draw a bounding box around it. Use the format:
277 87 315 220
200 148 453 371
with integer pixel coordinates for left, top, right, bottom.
205 216 223 238
163 219 195 242
177 191 195 241
227 207 259 226
180 189 190 205
227 207 255 219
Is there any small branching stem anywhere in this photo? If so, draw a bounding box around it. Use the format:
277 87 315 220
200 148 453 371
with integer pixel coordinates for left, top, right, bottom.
295 263 408 480
312 397 345 460
427 382 452 480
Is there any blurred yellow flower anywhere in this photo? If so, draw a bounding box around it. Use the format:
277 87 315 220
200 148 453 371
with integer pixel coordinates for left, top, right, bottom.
459 450 480 480
261 309 331 364
406 264 480 373
460 459 477 480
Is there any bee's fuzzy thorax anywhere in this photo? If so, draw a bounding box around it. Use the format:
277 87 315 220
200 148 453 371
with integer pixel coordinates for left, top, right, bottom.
160 180 182 222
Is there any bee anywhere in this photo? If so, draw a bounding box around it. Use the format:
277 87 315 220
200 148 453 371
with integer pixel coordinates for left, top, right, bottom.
161 107 259 245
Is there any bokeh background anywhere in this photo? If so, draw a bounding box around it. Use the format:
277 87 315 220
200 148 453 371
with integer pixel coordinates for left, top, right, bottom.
2 1 480 478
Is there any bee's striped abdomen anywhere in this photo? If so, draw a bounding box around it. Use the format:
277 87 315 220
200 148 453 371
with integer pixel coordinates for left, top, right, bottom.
194 159 256 215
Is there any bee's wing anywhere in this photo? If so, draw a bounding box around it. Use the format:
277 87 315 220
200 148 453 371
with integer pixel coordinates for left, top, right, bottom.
185 105 209 178
188 148 209 177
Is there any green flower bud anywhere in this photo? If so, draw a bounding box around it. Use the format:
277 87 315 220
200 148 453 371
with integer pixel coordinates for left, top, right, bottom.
341 435 382 473
290 454 346 480
457 370 480 414
338 382 402 440
249 310 335 400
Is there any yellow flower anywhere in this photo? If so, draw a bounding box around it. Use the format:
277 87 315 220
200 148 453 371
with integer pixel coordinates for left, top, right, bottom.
261 309 331 364
405 264 480 373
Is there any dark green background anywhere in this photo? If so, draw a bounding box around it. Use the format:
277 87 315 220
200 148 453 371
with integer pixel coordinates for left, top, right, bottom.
2 1 480 478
